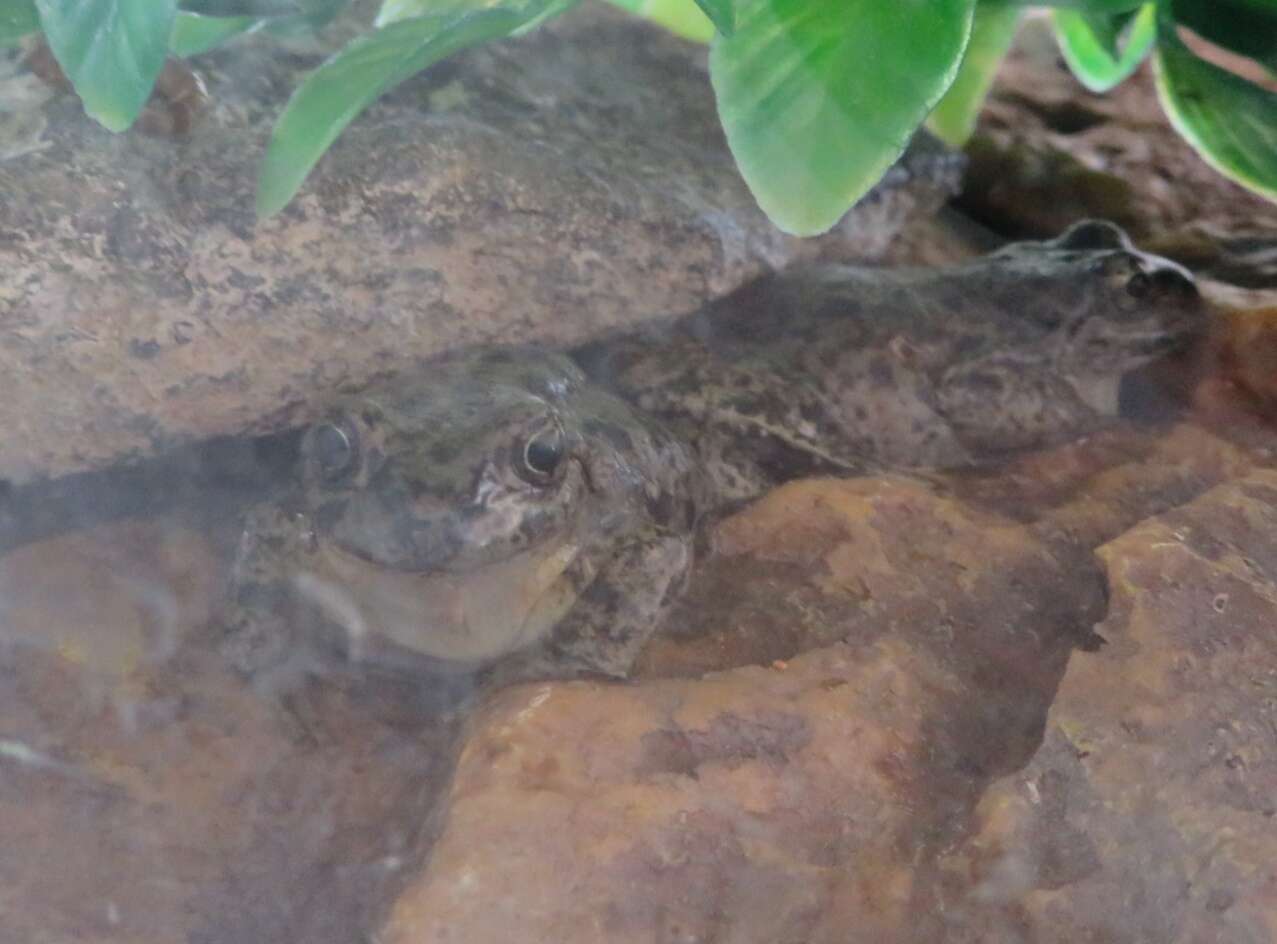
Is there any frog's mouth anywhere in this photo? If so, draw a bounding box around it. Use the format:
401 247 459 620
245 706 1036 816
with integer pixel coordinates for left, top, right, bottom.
292 536 586 665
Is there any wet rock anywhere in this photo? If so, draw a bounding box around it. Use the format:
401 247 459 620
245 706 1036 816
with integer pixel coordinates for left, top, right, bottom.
0 519 220 720
1209 304 1277 416
637 476 1102 689
0 7 960 483
381 477 1104 944
938 471 1277 942
954 422 1262 549
959 131 1142 241
0 640 463 944
959 18 1277 285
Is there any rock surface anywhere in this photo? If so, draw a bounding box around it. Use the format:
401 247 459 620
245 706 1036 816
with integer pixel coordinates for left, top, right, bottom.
939 471 1277 942
0 518 465 944
0 7 959 484
958 17 1277 288
383 479 1099 944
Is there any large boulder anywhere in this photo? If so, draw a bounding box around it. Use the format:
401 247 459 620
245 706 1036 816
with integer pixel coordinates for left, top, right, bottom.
0 8 960 483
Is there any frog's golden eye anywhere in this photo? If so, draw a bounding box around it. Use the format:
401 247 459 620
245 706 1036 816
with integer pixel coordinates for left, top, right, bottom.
312 422 358 482
516 423 565 486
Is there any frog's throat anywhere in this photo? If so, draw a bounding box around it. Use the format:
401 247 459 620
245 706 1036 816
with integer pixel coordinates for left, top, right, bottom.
294 538 583 664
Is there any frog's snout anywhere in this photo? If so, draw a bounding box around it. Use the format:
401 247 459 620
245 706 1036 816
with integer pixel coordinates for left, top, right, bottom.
1124 256 1199 307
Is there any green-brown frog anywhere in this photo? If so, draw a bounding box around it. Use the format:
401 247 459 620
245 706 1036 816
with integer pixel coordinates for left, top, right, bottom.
225 348 704 687
228 221 1205 685
577 219 1204 503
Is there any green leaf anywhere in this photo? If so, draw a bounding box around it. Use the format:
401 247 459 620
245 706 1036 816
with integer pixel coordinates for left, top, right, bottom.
178 0 298 13
1171 0 1277 72
170 12 259 56
375 0 427 26
1054 3 1155 93
258 8 525 216
710 0 976 236
34 0 177 131
376 0 573 33
690 0 731 35
0 0 39 46
1155 26 1277 202
929 2 1022 147
602 0 714 43
1003 0 1144 10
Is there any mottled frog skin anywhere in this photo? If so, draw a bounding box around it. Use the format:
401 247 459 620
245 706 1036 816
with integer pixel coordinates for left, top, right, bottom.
228 349 704 684
230 221 1205 683
577 220 1204 503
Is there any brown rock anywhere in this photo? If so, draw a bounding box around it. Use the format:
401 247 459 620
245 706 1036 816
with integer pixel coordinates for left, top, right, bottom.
382 478 1104 944
0 8 959 484
1210 305 1277 415
0 518 220 718
958 17 1277 286
0 638 463 944
939 471 1277 942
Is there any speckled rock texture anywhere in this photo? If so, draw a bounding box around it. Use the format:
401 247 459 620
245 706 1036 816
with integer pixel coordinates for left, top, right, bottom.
0 519 464 944
957 17 1277 289
0 6 960 484
380 480 1100 944
939 471 1277 943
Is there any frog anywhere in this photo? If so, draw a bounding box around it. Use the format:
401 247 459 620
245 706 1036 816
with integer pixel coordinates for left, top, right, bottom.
227 220 1205 687
224 347 704 689
574 219 1206 505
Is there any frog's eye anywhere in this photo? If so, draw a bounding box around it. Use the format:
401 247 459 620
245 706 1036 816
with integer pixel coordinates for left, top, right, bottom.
1058 220 1130 251
312 422 358 482
516 423 566 486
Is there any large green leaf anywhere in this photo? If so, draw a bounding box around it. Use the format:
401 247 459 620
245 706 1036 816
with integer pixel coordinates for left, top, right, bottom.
601 0 714 42
929 2 1022 147
0 0 39 46
375 0 573 34
1054 3 1154 93
34 0 177 131
258 8 525 216
690 0 731 35
170 12 260 56
1155 26 1277 202
1171 0 1277 72
710 0 975 236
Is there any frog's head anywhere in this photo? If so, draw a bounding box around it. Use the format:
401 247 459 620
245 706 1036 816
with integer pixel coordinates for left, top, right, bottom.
290 347 689 664
301 348 611 575
994 220 1206 373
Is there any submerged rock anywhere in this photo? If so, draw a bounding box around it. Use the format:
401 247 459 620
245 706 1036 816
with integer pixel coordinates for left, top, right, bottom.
940 471 1277 942
380 477 1104 944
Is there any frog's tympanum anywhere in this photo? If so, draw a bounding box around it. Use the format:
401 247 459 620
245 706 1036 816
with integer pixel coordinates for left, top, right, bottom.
229 221 1205 684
